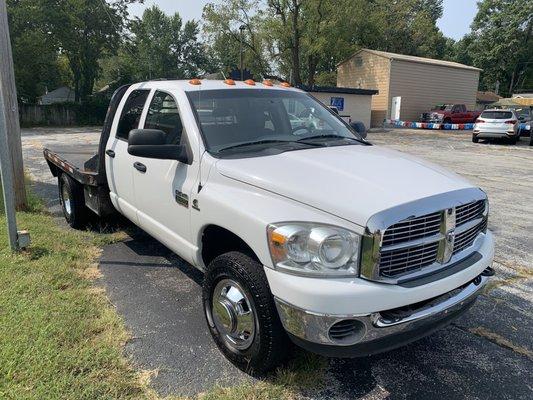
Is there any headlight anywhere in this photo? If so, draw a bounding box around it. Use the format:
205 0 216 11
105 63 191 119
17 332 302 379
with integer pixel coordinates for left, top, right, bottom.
267 222 361 277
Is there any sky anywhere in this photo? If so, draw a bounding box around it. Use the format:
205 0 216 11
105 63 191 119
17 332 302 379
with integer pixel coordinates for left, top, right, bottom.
129 0 479 41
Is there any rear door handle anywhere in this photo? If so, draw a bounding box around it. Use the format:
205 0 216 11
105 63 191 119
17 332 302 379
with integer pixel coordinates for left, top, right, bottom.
133 162 147 173
105 149 116 158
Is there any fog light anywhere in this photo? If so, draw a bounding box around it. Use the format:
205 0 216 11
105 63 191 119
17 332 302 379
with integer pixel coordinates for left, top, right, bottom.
328 319 366 344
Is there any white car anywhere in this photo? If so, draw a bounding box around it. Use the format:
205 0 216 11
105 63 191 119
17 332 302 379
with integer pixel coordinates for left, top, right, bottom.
473 109 520 144
44 79 495 374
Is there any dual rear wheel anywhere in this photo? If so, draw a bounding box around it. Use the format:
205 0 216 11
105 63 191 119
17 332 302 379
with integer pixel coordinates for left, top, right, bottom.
59 174 89 229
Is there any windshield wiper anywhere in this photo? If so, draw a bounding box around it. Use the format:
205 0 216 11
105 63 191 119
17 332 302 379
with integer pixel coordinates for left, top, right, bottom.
297 134 365 144
218 139 323 153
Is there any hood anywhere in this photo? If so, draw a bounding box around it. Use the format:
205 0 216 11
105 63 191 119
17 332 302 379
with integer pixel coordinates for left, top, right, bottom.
216 145 473 226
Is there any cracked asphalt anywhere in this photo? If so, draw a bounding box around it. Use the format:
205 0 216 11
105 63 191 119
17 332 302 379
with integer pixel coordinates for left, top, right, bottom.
22 126 532 399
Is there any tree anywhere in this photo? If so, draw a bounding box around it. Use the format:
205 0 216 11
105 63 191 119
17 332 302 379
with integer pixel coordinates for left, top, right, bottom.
44 0 136 102
126 6 209 80
202 0 270 79
7 0 64 102
466 0 533 95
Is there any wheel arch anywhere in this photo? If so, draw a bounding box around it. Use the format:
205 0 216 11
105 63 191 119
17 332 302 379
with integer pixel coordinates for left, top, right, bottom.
199 224 261 269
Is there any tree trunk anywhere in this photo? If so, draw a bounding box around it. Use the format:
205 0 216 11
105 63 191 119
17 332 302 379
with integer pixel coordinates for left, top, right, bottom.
307 55 318 87
290 1 301 86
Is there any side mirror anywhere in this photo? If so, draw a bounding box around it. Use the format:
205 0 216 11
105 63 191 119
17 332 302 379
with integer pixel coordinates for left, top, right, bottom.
127 129 191 164
350 121 367 139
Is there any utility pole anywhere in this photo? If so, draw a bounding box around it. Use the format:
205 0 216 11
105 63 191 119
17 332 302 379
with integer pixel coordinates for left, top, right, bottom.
0 0 30 251
0 0 27 211
239 25 246 81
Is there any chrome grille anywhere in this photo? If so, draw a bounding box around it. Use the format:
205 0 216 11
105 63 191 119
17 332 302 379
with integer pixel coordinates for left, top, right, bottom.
377 200 487 279
379 242 439 278
456 200 485 226
382 211 441 247
453 219 487 255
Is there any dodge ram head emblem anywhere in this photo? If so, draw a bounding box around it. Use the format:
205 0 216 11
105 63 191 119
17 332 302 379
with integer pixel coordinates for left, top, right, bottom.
438 208 456 264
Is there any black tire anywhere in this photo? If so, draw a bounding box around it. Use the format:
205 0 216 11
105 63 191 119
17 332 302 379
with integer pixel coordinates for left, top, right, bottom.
203 251 290 375
510 136 519 145
529 134 533 146
59 174 88 229
443 118 452 125
472 135 479 143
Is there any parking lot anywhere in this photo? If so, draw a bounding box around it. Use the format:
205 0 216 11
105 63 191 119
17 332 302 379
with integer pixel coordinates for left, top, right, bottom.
22 127 532 399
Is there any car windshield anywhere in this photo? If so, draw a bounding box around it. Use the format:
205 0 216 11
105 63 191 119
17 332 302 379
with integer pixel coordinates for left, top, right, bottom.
188 89 362 156
434 104 452 111
480 111 513 120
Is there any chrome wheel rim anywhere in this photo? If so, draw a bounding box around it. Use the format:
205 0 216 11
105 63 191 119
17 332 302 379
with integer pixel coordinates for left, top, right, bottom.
61 185 72 216
210 279 256 351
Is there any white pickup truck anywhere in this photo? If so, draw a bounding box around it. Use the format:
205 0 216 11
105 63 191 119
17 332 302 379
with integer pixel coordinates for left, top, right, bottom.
44 79 494 374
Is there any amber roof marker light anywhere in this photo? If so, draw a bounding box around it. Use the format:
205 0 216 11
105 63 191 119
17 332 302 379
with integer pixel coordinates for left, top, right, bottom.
244 79 256 86
280 82 292 88
224 79 236 86
263 79 274 87
189 78 201 85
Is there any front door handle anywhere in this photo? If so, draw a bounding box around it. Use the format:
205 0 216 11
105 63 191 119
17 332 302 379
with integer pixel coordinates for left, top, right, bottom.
105 149 116 158
133 162 147 173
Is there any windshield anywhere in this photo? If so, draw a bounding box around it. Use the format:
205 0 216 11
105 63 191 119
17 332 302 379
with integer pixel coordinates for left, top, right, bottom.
188 89 362 156
434 104 452 111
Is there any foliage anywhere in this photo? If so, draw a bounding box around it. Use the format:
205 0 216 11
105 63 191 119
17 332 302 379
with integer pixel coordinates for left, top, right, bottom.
7 0 65 103
202 0 449 86
202 0 270 79
129 6 208 80
452 0 532 95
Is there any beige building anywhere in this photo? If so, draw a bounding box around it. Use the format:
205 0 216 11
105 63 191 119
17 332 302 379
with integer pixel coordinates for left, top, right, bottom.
337 49 481 127
304 86 378 129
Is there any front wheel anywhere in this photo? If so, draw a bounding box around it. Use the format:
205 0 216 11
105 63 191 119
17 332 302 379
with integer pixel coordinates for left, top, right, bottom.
202 252 290 375
529 134 533 146
472 135 479 143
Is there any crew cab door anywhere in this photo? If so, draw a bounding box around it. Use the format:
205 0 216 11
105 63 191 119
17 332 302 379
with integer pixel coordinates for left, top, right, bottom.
105 88 150 223
131 90 198 261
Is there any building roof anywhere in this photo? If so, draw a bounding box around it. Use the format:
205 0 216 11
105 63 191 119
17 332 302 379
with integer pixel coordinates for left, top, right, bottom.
477 91 501 103
299 85 378 96
39 86 75 101
512 93 533 98
338 48 482 72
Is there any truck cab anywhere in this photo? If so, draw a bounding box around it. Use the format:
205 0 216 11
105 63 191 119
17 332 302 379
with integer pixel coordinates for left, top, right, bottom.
44 80 494 374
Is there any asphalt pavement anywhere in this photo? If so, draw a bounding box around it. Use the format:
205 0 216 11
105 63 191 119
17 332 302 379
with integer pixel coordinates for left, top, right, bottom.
22 126 533 399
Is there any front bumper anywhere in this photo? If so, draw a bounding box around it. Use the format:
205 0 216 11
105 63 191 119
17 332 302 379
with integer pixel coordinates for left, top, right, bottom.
275 270 492 357
267 230 494 356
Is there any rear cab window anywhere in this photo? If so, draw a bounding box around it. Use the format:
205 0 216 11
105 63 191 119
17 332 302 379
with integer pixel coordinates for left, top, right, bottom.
480 111 514 120
116 89 150 140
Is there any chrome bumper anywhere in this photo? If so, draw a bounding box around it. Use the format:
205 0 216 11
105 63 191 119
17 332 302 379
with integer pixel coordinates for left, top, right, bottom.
275 269 492 355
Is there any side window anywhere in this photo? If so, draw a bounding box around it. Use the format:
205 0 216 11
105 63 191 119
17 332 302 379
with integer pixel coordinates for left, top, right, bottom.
116 89 150 140
144 91 183 145
459 104 466 112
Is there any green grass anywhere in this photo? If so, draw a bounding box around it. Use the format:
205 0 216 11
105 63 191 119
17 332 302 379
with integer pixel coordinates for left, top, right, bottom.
0 186 326 399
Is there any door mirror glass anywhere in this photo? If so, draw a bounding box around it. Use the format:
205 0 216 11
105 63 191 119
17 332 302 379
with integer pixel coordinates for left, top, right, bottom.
127 129 191 164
